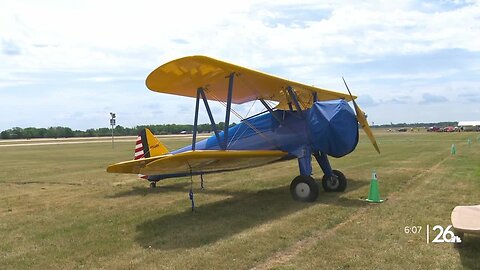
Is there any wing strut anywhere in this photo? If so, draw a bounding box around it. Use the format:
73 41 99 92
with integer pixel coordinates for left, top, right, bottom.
199 88 224 149
191 73 236 151
192 88 201 151
286 87 302 112
259 99 284 124
192 87 225 150
224 73 235 150
286 86 305 119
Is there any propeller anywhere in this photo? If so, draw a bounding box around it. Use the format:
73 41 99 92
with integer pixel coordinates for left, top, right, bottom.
342 77 380 154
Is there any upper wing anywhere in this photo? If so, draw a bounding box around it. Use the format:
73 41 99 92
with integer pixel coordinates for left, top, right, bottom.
146 55 355 109
107 150 288 175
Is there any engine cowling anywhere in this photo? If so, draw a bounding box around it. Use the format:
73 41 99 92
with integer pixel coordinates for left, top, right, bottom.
307 100 359 157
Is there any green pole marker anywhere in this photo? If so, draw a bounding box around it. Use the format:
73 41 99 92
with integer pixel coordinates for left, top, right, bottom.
366 169 384 203
451 144 456 155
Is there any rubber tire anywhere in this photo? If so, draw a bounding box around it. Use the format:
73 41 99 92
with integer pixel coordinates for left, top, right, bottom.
322 169 347 192
290 175 319 202
149 181 157 188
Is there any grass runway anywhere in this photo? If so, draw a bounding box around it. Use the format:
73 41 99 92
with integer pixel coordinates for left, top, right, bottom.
1 131 479 269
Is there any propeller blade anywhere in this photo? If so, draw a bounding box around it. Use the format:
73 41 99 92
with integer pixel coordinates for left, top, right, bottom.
342 77 380 154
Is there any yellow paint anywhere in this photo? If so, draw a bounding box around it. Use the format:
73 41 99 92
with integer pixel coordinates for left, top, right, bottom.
145 128 169 156
146 55 355 109
106 150 287 175
347 90 380 154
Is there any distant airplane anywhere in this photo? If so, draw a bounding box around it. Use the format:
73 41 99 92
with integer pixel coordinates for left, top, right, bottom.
107 56 380 202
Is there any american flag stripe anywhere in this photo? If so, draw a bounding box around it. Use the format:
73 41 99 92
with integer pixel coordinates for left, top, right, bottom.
134 134 148 180
134 137 144 157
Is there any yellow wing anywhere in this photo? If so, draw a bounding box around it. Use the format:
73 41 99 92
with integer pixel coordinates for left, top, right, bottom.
146 55 355 110
107 150 288 175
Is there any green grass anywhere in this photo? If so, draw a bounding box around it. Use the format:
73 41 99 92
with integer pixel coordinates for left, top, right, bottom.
1 132 479 269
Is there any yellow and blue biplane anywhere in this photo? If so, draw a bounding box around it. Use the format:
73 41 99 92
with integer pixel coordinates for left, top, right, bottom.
107 56 380 202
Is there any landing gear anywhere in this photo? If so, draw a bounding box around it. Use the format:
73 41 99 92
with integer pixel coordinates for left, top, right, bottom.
322 169 347 192
149 181 157 188
290 175 319 202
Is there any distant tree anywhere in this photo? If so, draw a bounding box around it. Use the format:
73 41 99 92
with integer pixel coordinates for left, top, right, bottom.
10 127 24 139
23 127 37 139
0 130 10 139
85 129 96 137
97 128 111 136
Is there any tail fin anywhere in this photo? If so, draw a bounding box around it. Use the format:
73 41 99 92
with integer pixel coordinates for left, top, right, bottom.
134 128 169 179
134 128 169 159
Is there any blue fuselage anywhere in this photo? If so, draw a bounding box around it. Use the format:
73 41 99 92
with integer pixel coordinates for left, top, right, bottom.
149 99 359 181
173 99 359 158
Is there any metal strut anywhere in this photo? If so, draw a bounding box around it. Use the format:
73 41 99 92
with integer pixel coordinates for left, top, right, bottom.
286 86 304 118
198 88 224 149
259 99 283 124
313 151 333 177
224 73 235 150
192 88 201 151
192 87 225 150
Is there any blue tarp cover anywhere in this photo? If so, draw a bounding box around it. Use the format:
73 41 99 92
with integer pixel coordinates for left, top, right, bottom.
307 100 358 157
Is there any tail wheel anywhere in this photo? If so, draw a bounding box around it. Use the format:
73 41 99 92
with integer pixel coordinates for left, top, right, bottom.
290 175 319 202
322 169 347 192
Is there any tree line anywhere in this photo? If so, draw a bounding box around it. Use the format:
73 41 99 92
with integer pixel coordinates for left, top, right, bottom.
0 121 459 139
0 123 228 139
373 122 458 128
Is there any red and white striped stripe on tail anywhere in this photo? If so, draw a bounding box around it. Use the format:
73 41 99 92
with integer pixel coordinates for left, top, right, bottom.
134 135 148 179
133 128 169 181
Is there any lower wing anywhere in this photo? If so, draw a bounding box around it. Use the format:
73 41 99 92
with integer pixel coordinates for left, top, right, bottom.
107 150 288 175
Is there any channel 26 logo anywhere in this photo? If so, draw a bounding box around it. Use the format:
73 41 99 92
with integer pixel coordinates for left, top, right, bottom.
404 225 462 244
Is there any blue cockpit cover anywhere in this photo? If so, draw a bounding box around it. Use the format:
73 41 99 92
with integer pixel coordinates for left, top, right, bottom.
307 100 359 157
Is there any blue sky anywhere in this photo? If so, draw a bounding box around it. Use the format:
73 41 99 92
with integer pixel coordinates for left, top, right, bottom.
1 0 479 130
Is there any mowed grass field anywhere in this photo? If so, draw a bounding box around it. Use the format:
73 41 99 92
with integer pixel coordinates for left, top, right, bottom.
1 131 479 269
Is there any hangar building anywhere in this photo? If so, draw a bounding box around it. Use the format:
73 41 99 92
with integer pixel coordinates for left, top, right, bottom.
458 121 480 131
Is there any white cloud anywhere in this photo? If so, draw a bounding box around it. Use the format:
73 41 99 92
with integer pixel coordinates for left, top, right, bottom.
1 0 480 129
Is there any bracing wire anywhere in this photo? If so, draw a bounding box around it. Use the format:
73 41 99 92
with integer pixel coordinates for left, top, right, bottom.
227 99 257 148
205 90 278 148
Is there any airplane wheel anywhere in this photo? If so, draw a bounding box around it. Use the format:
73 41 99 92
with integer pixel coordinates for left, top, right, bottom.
149 181 156 188
290 175 319 202
322 170 347 192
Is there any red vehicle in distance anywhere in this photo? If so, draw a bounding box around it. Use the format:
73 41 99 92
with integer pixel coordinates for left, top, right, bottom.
443 126 455 132
427 126 440 132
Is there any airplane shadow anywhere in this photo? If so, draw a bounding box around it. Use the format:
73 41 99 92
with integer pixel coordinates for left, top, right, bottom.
457 234 480 269
106 181 192 198
134 178 368 250
109 175 368 199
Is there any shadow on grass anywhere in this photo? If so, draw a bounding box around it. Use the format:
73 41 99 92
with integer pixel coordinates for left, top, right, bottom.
110 175 369 199
106 181 192 198
457 235 480 269
134 179 369 250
